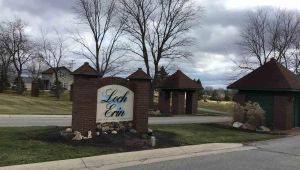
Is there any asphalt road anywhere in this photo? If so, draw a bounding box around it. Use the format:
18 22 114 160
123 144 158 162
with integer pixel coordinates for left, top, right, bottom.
0 115 230 127
118 136 300 170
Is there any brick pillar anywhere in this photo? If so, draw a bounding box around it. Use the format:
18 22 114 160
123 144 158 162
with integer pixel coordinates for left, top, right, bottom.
186 91 198 114
171 91 185 115
31 81 39 97
128 68 151 133
72 62 99 135
273 96 293 130
158 90 171 115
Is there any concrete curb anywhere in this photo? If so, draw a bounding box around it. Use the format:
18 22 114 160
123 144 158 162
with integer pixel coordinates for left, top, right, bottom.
0 143 256 170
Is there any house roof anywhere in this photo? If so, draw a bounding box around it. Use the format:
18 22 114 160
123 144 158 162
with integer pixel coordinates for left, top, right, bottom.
127 68 152 80
72 62 98 76
159 70 203 90
42 66 71 74
228 58 300 91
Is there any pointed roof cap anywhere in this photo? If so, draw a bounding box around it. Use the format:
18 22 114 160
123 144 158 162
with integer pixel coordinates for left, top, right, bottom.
72 62 98 76
127 68 152 80
228 58 300 91
42 66 71 74
159 70 203 90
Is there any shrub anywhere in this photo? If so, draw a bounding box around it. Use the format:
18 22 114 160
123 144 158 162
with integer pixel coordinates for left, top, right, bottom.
233 101 266 128
233 103 246 123
245 102 265 128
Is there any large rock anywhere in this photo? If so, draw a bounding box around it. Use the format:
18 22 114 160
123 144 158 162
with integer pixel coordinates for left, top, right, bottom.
65 128 72 133
102 126 110 132
72 131 83 141
242 123 256 131
233 122 243 128
256 126 271 132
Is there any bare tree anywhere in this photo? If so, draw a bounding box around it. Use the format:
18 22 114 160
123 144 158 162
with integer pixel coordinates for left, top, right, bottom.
237 8 300 72
39 30 67 99
120 0 155 76
147 0 198 85
26 54 44 81
73 0 124 77
0 38 12 92
0 19 33 94
120 0 199 82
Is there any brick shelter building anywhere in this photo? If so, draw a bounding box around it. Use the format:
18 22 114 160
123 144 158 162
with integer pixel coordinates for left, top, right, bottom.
228 59 300 130
158 70 203 115
72 62 151 135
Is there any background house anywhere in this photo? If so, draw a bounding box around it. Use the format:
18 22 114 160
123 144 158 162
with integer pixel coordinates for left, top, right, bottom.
42 67 73 91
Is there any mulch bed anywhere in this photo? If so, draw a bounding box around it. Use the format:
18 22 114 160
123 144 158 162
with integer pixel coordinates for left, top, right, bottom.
34 129 181 152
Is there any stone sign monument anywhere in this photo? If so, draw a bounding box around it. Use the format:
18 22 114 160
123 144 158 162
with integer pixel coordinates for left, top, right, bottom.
71 62 151 135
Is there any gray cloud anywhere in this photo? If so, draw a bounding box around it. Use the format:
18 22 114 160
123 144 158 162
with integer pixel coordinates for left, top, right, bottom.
0 0 292 88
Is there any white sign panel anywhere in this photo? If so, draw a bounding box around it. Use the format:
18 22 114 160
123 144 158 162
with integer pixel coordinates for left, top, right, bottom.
96 85 134 123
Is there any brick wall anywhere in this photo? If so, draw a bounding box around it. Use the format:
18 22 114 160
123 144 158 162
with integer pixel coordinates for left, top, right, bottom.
158 91 171 114
72 70 150 135
171 91 185 114
186 91 198 114
273 95 294 130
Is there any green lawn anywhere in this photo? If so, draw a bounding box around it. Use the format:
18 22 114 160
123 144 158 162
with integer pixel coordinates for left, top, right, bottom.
0 124 279 167
198 100 235 115
0 92 72 115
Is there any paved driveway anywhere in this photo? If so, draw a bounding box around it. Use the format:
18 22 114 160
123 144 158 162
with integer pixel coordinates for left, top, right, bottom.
118 136 300 170
0 115 230 127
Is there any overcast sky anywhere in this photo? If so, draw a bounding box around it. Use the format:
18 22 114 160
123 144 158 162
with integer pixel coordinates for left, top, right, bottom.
0 0 299 88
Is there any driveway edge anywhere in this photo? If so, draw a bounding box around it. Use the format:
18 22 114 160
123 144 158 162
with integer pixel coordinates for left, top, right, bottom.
0 143 255 170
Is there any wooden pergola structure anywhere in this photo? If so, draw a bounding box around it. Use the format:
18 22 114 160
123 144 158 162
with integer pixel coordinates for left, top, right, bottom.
158 70 203 115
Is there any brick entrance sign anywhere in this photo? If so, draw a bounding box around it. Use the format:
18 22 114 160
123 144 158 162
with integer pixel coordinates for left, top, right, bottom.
72 62 151 135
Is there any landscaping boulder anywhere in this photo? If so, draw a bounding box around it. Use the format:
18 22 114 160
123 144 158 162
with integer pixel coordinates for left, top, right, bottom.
72 131 83 141
233 122 243 128
102 126 110 132
242 123 256 131
111 130 118 135
65 128 72 133
256 126 271 132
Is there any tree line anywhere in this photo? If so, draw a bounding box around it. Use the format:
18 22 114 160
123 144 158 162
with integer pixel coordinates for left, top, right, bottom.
0 0 201 100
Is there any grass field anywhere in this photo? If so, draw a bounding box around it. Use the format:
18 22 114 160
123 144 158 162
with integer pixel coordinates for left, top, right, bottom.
0 92 72 115
0 124 279 167
198 100 235 115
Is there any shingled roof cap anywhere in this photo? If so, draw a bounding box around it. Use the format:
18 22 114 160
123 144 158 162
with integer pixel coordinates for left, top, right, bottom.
159 70 203 90
72 62 98 76
228 59 300 91
127 68 152 80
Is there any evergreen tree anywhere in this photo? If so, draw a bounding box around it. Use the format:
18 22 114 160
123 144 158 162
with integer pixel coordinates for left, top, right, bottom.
156 66 169 86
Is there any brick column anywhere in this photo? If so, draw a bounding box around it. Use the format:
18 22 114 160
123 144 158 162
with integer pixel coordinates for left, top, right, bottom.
72 62 99 135
171 91 185 115
128 68 152 133
31 81 39 97
158 90 171 114
273 95 293 130
186 91 198 114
